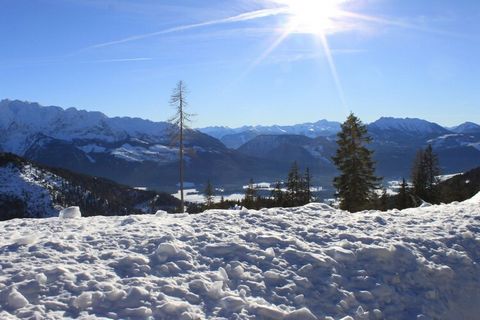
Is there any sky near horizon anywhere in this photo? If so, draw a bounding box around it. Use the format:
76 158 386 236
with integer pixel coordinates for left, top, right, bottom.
0 0 479 127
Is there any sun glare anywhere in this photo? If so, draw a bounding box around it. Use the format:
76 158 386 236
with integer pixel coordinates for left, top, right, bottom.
277 0 346 35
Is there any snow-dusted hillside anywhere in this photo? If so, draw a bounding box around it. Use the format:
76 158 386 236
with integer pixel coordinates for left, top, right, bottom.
0 153 179 219
0 161 65 218
1 195 479 319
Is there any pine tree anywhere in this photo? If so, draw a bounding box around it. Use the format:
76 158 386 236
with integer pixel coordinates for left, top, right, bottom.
380 188 388 211
168 80 193 213
333 113 381 212
302 167 312 204
204 180 214 208
412 149 427 200
271 181 284 207
244 178 257 208
286 162 301 206
411 144 440 202
396 178 409 209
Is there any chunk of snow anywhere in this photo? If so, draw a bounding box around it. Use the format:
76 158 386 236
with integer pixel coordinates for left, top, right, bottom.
74 292 92 310
59 206 81 218
285 308 318 320
155 210 168 216
7 289 29 309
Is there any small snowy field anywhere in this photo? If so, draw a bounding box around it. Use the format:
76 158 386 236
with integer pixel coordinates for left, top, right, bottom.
1 195 480 319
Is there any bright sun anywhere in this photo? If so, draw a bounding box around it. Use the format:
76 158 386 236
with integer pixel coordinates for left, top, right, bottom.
276 0 346 35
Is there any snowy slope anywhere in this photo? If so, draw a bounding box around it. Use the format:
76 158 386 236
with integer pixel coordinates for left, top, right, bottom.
0 163 62 218
0 153 179 219
1 196 479 319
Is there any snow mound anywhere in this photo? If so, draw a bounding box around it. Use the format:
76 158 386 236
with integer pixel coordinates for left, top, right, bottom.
58 206 82 219
155 210 168 216
0 200 479 319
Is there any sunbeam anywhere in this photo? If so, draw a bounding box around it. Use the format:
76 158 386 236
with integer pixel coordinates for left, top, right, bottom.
316 33 349 112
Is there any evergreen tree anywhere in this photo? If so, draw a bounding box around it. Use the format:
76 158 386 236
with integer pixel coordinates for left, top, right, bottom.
412 149 427 199
204 180 214 208
302 167 312 204
379 188 388 211
333 113 381 212
396 178 409 209
286 161 301 206
411 144 440 202
271 181 284 207
244 178 257 208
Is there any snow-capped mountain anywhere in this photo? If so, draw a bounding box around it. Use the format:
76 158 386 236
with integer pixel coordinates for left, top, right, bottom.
0 153 178 219
0 100 264 189
199 120 341 149
2 99 479 186
0 99 174 155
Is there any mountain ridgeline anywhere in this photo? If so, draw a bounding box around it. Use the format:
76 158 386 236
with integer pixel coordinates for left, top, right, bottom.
1 99 480 190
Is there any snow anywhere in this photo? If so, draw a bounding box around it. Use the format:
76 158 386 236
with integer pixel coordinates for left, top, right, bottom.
241 182 322 193
437 173 462 182
198 120 341 140
0 164 64 217
0 100 171 155
111 143 177 163
77 144 107 153
58 206 82 219
468 142 480 151
0 194 480 319
172 188 244 204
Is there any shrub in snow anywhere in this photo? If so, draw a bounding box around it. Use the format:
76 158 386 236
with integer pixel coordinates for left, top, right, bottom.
59 206 82 218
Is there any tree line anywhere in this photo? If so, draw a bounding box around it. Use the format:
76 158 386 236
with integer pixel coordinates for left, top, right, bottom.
168 81 452 213
198 162 313 211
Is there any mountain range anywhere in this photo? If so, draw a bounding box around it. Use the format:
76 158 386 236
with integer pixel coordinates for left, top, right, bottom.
1 99 479 191
199 120 341 149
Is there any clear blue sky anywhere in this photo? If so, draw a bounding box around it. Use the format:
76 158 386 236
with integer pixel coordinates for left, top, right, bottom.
1 0 479 127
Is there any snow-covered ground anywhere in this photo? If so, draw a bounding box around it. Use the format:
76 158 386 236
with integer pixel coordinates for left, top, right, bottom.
1 195 480 319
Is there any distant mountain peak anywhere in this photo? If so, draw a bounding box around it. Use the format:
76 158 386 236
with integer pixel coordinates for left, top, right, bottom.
369 117 449 134
198 119 341 148
451 121 480 134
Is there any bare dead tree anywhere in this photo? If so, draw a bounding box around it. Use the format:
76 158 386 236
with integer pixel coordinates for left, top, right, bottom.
168 81 193 213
